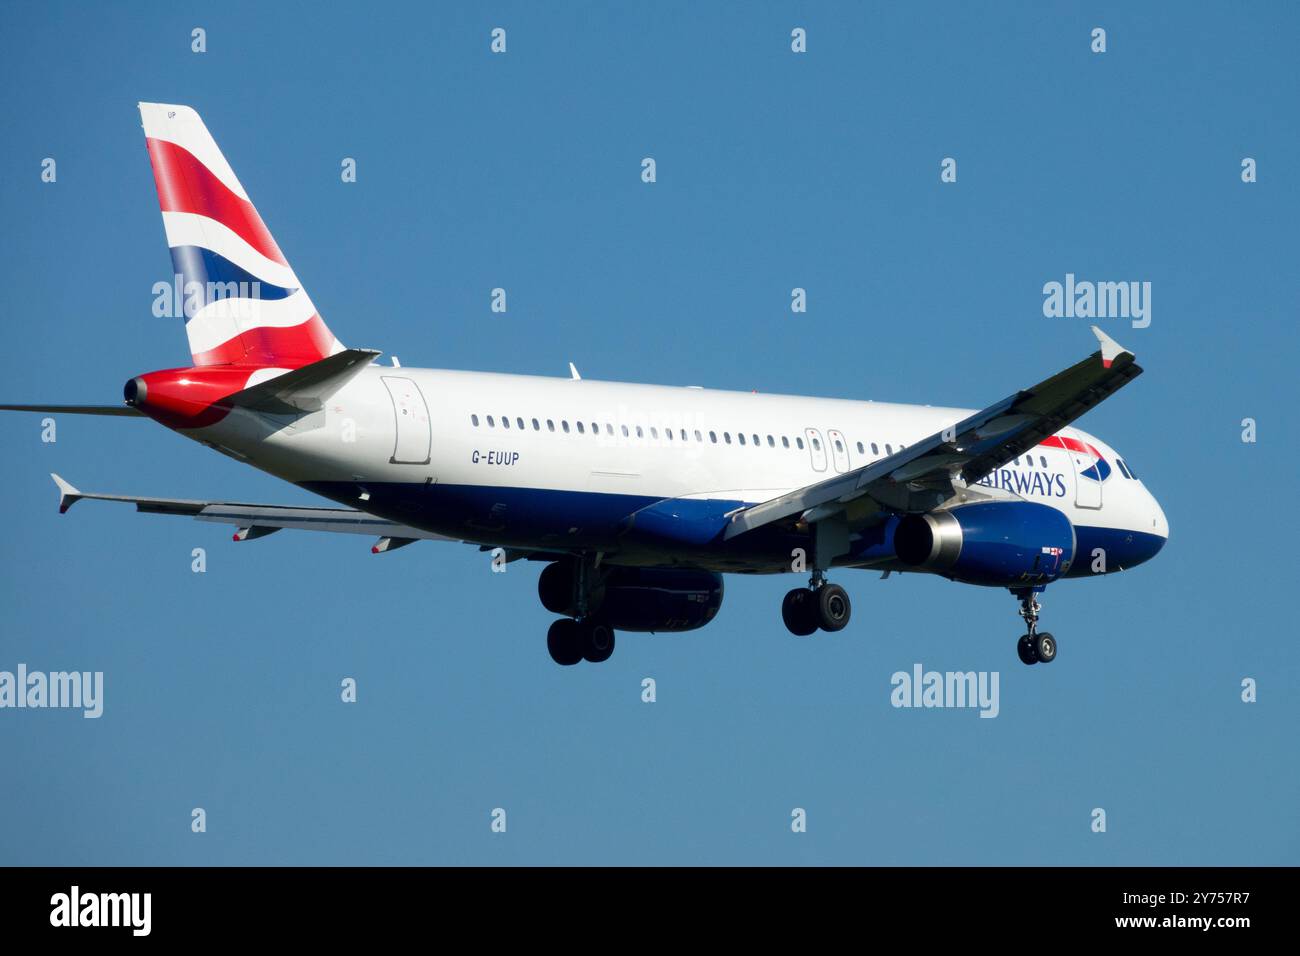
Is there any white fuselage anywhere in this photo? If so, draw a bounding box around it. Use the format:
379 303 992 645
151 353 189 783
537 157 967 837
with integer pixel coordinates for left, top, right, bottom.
182 365 1168 575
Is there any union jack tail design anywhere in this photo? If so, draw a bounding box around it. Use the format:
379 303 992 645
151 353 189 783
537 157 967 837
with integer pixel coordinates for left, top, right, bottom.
139 103 344 368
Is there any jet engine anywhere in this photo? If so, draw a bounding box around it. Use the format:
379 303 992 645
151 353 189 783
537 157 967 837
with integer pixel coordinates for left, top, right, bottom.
893 501 1075 586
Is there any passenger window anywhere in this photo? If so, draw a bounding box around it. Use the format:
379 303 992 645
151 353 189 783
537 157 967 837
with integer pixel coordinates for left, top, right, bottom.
796 437 804 450
516 417 524 430
546 419 555 432
606 424 613 435
812 438 821 451
738 433 747 445
696 430 704 442
532 418 540 431
768 435 775 447
709 431 718 443
471 414 479 426
576 422 585 434
871 442 879 455
681 429 688 441
636 426 644 438
651 427 659 439
502 416 510 429
782 436 790 448
562 420 570 433
1040 455 1047 468
621 425 629 437
724 432 732 444
856 441 864 454
834 439 843 453
487 415 495 427
752 434 760 446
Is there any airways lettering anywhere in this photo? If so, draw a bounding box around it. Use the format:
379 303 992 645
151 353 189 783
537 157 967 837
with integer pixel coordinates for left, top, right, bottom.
975 470 1067 498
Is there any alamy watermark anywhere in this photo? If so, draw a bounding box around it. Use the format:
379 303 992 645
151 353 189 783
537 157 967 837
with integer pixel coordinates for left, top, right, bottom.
0 664 103 718
890 663 999 718
50 886 150 935
1042 273 1151 328
152 274 266 320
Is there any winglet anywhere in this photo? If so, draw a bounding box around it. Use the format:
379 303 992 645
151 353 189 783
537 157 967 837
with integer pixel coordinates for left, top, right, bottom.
51 473 82 514
569 362 582 381
1090 326 1132 369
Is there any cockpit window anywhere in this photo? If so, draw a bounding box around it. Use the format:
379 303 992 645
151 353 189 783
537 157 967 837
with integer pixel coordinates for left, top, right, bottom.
1116 458 1136 480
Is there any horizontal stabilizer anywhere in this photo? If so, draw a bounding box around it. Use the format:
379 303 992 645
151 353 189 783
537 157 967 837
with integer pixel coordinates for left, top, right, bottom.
0 404 142 417
220 348 381 416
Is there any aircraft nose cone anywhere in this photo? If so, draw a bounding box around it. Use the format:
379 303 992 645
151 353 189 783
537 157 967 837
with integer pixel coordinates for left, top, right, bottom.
1121 492 1169 570
1150 493 1169 540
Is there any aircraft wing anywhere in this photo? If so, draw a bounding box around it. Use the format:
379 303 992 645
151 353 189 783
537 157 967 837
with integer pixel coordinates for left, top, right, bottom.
48 473 461 553
724 326 1142 540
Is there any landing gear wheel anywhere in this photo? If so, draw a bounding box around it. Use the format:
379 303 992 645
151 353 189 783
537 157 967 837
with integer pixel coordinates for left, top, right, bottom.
546 619 584 666
1017 634 1039 665
581 621 616 663
1013 589 1057 667
782 588 818 637
817 583 851 632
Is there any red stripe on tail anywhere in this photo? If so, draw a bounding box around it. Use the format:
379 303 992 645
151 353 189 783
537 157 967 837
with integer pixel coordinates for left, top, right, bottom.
190 314 336 367
146 137 287 266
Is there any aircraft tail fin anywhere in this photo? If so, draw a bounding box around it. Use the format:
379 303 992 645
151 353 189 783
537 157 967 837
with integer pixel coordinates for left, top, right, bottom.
139 103 343 368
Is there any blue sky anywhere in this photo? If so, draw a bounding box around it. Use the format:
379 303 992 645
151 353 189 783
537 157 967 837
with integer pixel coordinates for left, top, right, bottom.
0 1 1296 865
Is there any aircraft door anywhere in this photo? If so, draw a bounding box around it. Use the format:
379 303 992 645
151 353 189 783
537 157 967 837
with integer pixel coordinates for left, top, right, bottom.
1065 428 1102 510
826 428 849 473
804 428 827 472
382 376 432 465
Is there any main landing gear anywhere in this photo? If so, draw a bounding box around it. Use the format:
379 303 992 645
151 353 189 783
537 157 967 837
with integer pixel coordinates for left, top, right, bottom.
1013 588 1057 665
543 556 617 666
781 571 852 636
547 618 616 666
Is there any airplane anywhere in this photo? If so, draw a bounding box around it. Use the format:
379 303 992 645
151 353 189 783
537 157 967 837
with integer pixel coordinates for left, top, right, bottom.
1 103 1169 668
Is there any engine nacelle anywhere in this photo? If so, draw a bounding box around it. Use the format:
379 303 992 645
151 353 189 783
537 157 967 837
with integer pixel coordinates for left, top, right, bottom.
538 563 724 632
893 501 1075 586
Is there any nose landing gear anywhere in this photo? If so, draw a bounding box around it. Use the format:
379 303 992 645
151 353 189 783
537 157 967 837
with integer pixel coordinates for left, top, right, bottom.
1013 587 1057 665
782 570 852 636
